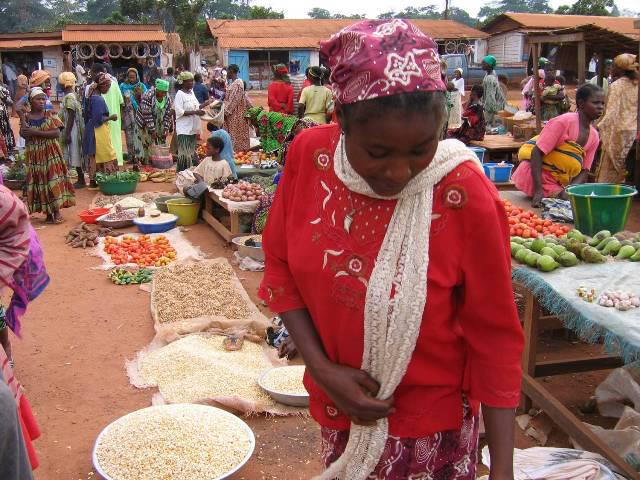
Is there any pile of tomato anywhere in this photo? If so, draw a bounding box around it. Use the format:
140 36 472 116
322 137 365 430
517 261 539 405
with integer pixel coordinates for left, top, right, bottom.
502 200 572 238
104 235 177 267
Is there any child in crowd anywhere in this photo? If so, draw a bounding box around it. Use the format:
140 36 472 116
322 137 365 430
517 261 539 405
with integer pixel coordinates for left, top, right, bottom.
194 136 232 184
447 84 486 144
206 122 237 178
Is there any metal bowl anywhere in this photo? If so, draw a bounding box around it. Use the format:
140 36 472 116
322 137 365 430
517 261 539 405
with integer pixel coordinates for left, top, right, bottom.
258 366 309 407
232 235 264 262
92 404 255 480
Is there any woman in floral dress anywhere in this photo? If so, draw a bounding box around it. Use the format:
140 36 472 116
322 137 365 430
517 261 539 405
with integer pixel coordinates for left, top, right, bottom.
134 79 173 166
19 88 75 223
0 84 15 156
120 68 147 165
223 65 251 152
245 106 297 155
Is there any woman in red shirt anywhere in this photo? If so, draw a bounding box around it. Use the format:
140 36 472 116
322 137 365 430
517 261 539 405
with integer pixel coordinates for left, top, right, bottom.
260 20 523 480
267 64 294 115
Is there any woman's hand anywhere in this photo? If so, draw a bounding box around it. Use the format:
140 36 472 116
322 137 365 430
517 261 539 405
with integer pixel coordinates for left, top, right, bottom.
108 114 118 122
195 109 206 117
19 127 35 138
557 190 569 201
531 189 544 208
64 134 72 146
311 362 395 426
277 337 298 359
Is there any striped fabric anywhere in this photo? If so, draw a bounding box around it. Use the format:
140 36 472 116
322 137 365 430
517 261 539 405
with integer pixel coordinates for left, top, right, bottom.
176 134 197 172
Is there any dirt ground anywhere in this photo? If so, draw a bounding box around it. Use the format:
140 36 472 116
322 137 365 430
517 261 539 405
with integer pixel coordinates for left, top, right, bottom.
7 92 640 479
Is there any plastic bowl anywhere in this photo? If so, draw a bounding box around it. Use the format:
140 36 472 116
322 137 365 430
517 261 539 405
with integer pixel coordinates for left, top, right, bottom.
79 208 110 224
232 235 264 262
155 195 183 213
97 213 136 229
566 183 637 236
97 179 138 195
92 404 255 480
166 198 199 226
468 146 486 163
482 162 514 183
258 366 309 408
151 157 174 170
133 214 178 234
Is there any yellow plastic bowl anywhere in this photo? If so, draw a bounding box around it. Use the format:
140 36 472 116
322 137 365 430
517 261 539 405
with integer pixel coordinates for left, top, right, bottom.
166 198 199 226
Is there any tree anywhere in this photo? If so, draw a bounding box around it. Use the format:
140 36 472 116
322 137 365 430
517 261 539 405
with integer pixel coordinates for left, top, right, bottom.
378 5 441 19
555 0 618 15
249 6 284 19
308 8 332 19
447 7 477 27
478 0 552 23
202 0 250 19
0 0 52 32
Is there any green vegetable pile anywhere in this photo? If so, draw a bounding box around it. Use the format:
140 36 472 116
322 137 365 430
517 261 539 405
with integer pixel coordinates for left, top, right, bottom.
96 171 141 184
109 268 153 285
512 229 640 273
4 156 27 182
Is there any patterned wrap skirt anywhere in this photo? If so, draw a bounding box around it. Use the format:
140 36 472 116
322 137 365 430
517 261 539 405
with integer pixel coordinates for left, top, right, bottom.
176 134 197 172
320 402 479 480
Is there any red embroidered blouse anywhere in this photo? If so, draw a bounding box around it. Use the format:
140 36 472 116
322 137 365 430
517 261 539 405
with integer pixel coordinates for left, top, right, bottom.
259 124 523 438
267 81 294 115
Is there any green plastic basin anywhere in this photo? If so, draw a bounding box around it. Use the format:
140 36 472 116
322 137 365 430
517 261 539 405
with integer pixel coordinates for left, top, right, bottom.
97 179 138 195
566 183 637 236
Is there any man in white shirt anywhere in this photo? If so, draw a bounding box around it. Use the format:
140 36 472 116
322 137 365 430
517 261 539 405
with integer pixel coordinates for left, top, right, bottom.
588 53 598 80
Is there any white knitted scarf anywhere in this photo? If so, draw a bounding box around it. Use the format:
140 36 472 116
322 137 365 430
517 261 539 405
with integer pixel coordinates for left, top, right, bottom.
315 137 482 480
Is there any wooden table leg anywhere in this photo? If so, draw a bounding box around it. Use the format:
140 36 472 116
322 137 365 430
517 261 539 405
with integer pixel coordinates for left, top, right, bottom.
230 211 240 236
522 373 640 480
520 288 540 412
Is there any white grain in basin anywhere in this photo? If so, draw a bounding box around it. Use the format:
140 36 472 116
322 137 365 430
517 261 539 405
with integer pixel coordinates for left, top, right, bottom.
261 365 306 395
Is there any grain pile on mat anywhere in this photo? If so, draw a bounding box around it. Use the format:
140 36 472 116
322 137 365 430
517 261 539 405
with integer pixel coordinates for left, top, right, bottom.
153 261 250 324
94 404 252 480
262 366 306 395
139 335 276 407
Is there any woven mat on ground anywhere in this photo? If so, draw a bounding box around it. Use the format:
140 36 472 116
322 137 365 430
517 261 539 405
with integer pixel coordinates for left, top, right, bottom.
150 258 270 339
90 229 204 271
126 333 306 415
90 191 168 209
513 262 640 363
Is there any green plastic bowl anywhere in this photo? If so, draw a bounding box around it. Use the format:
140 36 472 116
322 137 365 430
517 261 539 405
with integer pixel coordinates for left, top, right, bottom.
97 179 138 195
566 183 637 236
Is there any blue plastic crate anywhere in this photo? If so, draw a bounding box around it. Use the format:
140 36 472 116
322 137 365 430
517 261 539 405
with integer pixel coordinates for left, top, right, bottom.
482 163 514 183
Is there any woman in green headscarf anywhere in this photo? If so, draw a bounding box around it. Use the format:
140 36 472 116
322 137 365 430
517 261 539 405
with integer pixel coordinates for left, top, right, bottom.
481 55 505 127
245 106 297 155
120 68 147 164
134 78 173 166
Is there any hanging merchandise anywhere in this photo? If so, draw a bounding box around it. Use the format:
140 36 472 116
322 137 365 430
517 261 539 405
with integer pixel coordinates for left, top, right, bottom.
134 43 149 59
108 44 122 59
121 45 134 60
77 43 95 60
148 43 162 58
94 44 109 60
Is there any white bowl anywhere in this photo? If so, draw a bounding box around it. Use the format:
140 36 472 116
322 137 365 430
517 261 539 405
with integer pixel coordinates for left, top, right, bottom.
232 235 265 262
258 366 309 408
92 404 255 480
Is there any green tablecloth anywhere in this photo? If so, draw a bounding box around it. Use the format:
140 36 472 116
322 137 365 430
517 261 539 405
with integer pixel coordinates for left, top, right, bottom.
236 167 279 179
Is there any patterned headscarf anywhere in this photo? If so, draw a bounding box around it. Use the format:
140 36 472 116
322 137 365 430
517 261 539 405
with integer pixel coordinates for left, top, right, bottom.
29 87 46 99
88 72 110 96
614 53 639 72
176 71 194 85
483 55 497 69
29 70 50 87
58 71 77 88
320 19 446 105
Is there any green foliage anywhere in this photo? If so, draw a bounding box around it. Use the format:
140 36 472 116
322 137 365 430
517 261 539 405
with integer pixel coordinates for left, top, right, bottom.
96 171 141 183
249 6 284 19
479 0 552 23
308 7 363 19
555 0 618 16
377 4 472 23
0 0 53 32
447 7 478 27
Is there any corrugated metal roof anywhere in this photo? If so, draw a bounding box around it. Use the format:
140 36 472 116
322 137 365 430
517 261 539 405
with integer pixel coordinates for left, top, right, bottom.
486 13 639 37
209 19 487 50
0 39 64 49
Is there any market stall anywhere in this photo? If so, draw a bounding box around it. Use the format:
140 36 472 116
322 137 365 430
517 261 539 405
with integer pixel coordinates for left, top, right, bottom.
470 134 525 163
203 186 261 243
502 190 640 479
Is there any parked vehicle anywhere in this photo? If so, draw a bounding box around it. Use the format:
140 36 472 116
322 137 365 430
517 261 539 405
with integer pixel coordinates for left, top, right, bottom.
442 54 526 89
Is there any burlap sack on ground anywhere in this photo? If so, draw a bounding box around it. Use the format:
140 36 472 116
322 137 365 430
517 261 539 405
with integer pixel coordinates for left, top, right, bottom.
126 333 306 416
150 258 270 339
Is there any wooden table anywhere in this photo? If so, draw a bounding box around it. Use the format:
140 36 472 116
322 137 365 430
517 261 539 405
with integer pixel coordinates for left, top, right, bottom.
516 277 639 480
236 167 278 179
470 134 525 163
202 190 257 243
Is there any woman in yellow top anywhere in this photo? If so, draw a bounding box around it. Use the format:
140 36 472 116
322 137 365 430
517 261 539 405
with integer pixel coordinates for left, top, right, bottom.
298 66 333 124
82 73 118 189
594 53 639 183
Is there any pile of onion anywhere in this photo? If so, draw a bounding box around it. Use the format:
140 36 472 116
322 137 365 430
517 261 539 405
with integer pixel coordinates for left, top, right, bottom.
222 182 264 202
